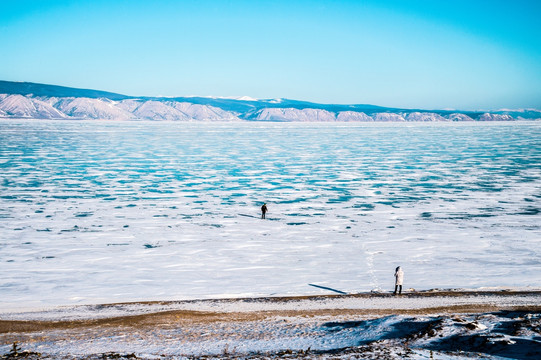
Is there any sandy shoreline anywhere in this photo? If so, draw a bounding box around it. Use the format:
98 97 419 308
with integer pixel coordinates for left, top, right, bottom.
1 290 540 359
2 289 540 320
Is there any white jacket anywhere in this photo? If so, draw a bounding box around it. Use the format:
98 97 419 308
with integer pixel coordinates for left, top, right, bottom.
395 268 404 286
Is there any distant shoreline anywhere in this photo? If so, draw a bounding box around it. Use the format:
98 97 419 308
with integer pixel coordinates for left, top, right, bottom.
1 80 540 121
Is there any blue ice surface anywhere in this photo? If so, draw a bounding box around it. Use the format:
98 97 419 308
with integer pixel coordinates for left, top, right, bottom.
0 120 540 309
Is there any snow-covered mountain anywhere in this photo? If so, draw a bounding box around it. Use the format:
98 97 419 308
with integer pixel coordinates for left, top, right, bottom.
253 108 336 122
52 97 133 120
0 94 66 119
477 113 515 122
0 81 540 121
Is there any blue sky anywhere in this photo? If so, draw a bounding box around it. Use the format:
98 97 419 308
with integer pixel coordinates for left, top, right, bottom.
1 0 540 110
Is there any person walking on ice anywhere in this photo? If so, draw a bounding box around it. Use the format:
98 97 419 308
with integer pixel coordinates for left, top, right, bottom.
394 266 404 295
261 203 268 219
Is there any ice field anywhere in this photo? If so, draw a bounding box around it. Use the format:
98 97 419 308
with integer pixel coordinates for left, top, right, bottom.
1 120 540 310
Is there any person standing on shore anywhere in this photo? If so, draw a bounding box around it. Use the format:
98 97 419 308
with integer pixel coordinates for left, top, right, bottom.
261 203 268 219
394 266 404 295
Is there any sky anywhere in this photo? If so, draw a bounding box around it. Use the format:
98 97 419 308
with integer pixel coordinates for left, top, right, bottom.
0 0 540 110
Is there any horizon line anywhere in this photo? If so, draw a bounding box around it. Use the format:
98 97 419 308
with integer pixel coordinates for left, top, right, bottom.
1 79 540 113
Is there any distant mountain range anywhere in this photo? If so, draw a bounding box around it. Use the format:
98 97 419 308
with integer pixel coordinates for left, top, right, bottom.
1 80 540 122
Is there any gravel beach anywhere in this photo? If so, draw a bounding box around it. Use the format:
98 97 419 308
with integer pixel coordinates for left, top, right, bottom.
2 290 540 359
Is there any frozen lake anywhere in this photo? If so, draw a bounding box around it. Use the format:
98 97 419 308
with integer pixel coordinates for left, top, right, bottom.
1 120 540 310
